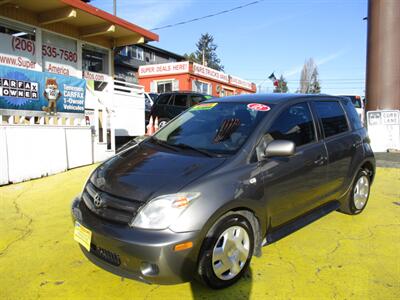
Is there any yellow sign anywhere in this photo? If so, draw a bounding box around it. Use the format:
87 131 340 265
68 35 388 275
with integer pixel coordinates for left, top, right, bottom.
191 102 218 111
74 221 92 252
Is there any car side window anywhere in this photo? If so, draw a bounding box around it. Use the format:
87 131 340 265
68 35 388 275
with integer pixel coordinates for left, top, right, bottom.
314 101 349 138
267 102 316 147
342 99 363 130
190 95 204 106
173 94 188 107
156 94 171 105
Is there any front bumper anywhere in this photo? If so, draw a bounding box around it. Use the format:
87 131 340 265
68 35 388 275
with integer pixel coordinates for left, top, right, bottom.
71 197 202 285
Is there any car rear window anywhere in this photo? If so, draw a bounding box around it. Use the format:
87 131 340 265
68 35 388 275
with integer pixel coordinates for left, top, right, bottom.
314 101 349 138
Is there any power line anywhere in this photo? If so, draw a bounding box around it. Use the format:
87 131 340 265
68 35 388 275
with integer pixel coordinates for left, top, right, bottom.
150 0 266 31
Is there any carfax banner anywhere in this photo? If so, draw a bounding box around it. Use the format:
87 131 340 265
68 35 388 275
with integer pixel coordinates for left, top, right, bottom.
0 65 86 114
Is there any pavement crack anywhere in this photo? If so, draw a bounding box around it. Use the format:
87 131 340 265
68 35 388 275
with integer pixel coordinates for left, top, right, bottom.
0 187 33 258
143 285 160 300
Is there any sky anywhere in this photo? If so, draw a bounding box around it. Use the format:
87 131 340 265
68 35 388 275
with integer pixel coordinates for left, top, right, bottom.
92 0 368 96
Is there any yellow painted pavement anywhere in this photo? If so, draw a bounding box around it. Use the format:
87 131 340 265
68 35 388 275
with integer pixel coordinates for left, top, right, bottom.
0 166 399 300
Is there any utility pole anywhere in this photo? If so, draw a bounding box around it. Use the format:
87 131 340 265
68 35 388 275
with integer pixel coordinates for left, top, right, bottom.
366 0 400 110
202 48 205 66
113 0 117 16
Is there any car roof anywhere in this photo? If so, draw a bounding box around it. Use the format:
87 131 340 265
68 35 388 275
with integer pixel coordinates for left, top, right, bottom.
205 93 343 105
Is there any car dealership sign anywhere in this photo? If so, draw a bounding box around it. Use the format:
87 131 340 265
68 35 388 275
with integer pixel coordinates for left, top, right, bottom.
0 65 86 114
139 62 189 77
193 63 229 83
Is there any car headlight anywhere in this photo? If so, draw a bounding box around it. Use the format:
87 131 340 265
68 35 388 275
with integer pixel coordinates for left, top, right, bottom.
131 192 200 230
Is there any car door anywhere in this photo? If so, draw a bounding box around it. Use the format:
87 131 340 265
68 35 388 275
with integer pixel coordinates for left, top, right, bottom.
311 100 356 200
166 94 189 119
152 93 171 119
259 102 329 228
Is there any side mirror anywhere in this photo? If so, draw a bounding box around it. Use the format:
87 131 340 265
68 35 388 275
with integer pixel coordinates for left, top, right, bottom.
264 140 295 158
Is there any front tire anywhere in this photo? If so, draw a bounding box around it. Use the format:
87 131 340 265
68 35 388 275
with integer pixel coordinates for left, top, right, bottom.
197 214 254 289
339 169 371 215
158 118 170 128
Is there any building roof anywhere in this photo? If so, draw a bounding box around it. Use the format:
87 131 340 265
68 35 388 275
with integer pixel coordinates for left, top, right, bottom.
0 0 158 47
141 43 185 61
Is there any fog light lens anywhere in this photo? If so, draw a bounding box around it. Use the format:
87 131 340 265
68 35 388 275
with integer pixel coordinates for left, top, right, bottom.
140 262 159 276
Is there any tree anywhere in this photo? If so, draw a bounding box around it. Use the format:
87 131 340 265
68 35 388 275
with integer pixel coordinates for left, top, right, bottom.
299 58 321 94
273 75 288 93
184 33 224 71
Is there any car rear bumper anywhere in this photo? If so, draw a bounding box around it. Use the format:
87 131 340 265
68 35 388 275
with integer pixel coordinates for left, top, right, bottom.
71 197 202 285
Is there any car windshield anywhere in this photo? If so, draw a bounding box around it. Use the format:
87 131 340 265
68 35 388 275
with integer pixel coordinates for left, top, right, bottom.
152 102 271 155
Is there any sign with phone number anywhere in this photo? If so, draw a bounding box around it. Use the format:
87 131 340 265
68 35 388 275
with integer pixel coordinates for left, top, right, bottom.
9 34 78 64
42 45 77 63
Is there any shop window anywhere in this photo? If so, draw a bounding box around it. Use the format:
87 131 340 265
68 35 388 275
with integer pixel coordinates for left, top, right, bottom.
192 80 211 95
157 81 173 93
0 19 36 63
0 19 35 41
82 45 109 74
42 31 78 75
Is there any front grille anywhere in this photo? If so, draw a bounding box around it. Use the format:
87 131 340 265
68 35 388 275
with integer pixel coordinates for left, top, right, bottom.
91 244 121 266
82 182 142 224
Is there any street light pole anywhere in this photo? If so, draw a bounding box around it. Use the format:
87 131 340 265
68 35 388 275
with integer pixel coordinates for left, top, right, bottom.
113 0 117 16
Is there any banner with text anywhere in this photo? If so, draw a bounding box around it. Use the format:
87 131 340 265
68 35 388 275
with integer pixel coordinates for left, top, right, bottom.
0 65 86 114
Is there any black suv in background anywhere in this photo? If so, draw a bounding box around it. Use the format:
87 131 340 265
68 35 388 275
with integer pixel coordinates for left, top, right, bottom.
149 91 211 127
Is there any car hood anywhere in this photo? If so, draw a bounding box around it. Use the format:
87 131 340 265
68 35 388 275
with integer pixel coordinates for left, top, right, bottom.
91 142 226 202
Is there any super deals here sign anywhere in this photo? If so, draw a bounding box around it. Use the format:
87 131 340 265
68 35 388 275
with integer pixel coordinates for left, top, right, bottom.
0 65 86 114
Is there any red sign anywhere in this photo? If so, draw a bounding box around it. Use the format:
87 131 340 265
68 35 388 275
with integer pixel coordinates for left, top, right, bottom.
247 103 271 111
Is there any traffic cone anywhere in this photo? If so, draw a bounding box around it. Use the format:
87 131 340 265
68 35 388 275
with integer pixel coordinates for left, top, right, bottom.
154 116 159 132
146 116 154 135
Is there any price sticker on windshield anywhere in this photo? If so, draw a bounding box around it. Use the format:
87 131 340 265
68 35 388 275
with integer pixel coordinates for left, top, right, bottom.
247 103 271 111
191 103 218 111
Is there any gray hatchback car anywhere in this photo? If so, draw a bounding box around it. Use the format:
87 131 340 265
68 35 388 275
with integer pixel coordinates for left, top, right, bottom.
71 94 375 289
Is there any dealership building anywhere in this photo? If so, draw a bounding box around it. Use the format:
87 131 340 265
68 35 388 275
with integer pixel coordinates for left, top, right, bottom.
0 0 158 185
138 61 257 96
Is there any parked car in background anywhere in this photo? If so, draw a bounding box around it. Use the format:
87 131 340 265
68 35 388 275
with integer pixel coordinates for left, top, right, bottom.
72 94 375 289
340 95 365 124
144 92 159 120
149 91 210 127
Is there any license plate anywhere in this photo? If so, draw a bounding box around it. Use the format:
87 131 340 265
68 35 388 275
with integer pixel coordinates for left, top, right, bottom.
74 221 92 252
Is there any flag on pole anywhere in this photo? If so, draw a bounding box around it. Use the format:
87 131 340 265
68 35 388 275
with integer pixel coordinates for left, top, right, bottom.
268 72 276 81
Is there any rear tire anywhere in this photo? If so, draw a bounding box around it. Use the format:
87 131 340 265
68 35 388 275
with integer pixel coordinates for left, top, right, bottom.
197 214 254 289
339 169 370 215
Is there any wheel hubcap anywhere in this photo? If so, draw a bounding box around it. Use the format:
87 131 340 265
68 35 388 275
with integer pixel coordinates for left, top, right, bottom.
212 226 250 280
353 175 369 210
159 121 167 128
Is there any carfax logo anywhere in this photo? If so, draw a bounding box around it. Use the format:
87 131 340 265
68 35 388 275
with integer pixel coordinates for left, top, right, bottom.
0 77 39 99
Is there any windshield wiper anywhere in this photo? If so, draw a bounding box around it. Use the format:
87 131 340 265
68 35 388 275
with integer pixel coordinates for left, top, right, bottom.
150 137 179 152
172 143 216 158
